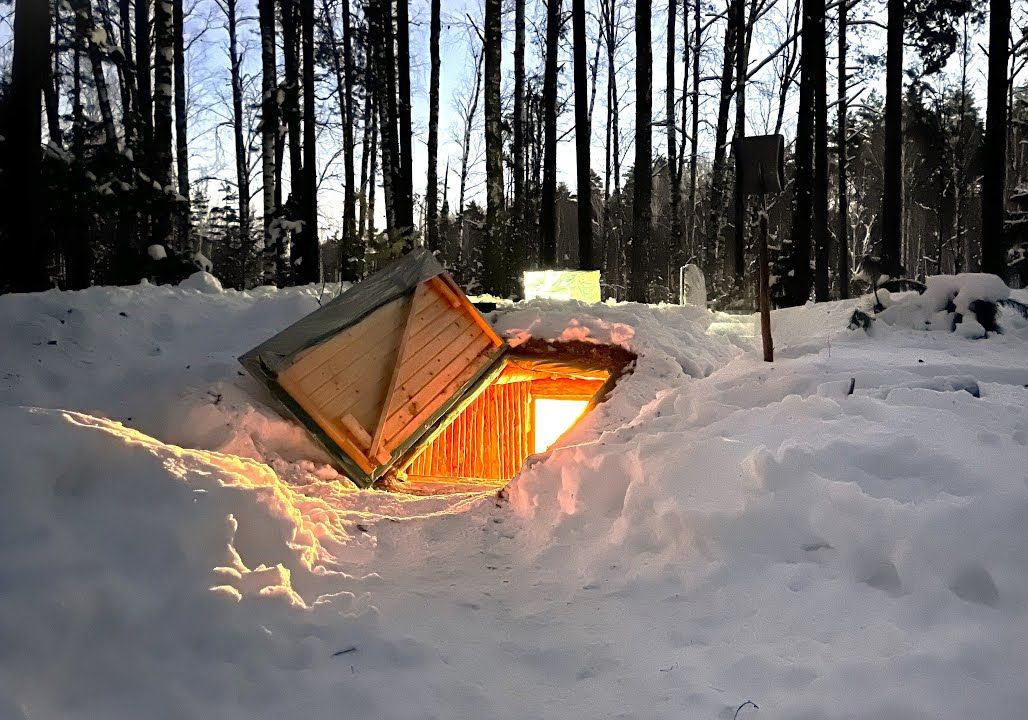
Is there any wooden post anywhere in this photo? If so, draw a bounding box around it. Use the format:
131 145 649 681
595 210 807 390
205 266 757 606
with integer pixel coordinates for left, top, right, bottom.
758 197 774 363
735 135 782 364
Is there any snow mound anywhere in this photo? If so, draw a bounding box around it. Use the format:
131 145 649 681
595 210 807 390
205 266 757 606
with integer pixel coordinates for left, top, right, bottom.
873 273 1014 336
147 244 168 261
0 407 382 719
180 270 224 293
2 282 1027 719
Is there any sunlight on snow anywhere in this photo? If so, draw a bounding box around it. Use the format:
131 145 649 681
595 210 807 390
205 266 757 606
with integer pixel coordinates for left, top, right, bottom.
54 409 493 607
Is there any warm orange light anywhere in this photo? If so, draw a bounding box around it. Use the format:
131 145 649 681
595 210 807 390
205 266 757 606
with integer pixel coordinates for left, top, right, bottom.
533 398 589 453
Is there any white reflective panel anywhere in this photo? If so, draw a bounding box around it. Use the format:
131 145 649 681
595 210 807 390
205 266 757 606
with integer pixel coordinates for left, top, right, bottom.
523 270 601 303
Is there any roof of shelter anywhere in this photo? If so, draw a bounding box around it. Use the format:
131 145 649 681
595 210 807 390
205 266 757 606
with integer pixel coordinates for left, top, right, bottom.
240 248 446 376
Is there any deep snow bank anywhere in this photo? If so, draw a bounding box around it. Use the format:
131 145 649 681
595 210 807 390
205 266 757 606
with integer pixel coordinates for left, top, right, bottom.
2 281 1028 719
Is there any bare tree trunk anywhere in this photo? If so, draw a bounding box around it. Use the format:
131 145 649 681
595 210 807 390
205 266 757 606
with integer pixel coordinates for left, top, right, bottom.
457 50 484 251
297 0 319 282
259 0 281 281
837 0 849 298
366 103 379 246
774 1 800 136
45 0 63 146
340 0 355 254
982 0 1009 276
173 0 190 246
358 32 375 248
371 0 401 238
136 0 153 158
282 0 302 279
427 0 442 252
631 0 652 302
731 0 746 285
812 0 829 300
323 0 356 275
667 0 682 267
226 0 250 274
484 0 506 293
5 0 52 291
511 0 526 276
540 0 561 267
688 0 700 256
956 15 969 272
152 0 175 244
117 0 135 147
70 0 118 148
395 0 414 237
881 0 903 272
785 0 815 305
573 0 594 269
704 0 737 278
601 0 615 258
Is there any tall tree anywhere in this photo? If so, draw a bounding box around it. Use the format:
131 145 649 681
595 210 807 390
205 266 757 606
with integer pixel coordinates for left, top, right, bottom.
573 0 594 269
631 0 652 302
539 0 561 267
981 0 1009 276
688 0 701 255
322 0 356 273
837 0 849 297
152 0 176 245
731 0 746 284
46 0 64 146
667 0 682 263
173 0 190 245
601 0 622 277
136 0 153 159
224 0 250 266
513 0 527 212
881 0 904 271
259 0 282 281
373 0 404 237
812 0 829 300
5 0 52 291
70 0 118 148
704 0 738 276
395 0 415 236
483 0 506 292
784 0 816 305
297 0 319 282
512 0 527 277
281 0 303 277
455 49 483 253
427 0 442 252
117 0 135 148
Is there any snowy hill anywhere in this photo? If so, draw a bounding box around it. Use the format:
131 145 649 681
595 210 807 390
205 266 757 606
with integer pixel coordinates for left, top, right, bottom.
1 280 1027 719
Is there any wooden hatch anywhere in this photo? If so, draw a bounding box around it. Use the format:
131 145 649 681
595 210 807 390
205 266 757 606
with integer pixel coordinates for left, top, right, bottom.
240 250 506 487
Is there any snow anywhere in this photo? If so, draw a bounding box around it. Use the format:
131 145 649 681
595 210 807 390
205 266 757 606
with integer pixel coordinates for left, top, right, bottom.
875 273 1015 334
193 251 213 273
1 281 1027 719
179 270 223 293
147 244 168 261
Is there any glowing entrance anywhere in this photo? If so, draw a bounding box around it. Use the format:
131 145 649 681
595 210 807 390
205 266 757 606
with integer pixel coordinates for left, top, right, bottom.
533 399 589 453
393 340 637 494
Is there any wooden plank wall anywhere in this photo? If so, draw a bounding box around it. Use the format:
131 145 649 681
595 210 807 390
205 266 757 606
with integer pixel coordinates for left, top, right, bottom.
276 280 504 474
406 380 533 483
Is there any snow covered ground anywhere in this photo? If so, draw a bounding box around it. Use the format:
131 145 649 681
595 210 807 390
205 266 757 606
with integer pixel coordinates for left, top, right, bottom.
2 276 1027 719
